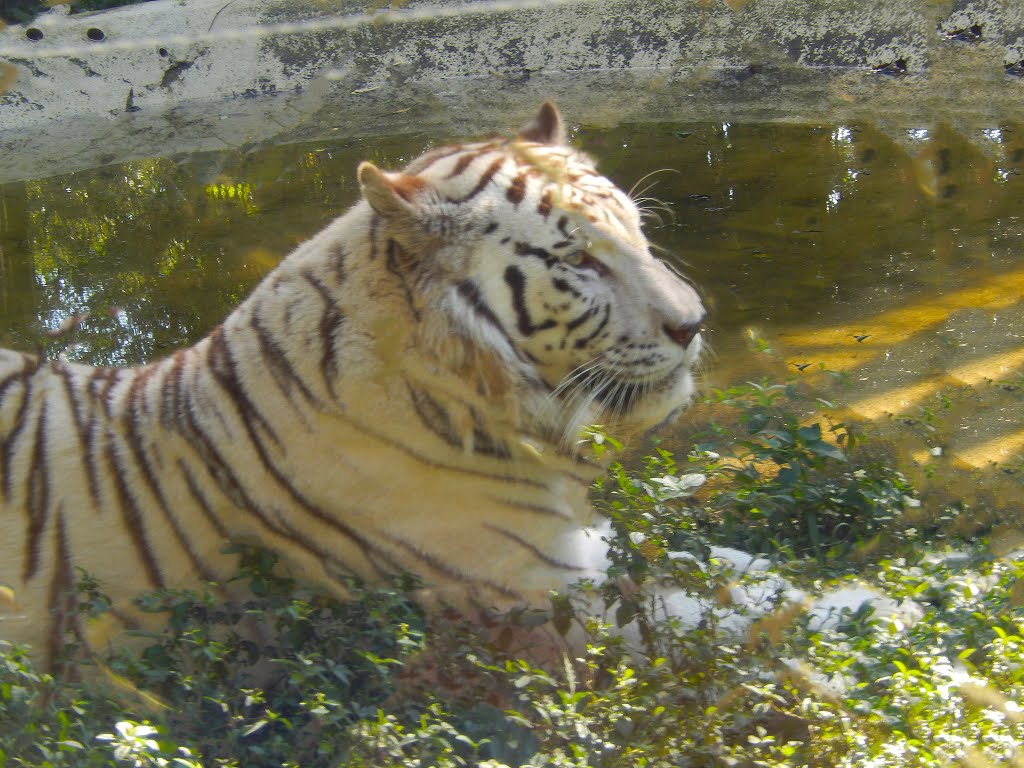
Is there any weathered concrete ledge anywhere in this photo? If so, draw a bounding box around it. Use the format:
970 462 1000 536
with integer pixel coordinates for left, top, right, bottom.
1 0 1022 182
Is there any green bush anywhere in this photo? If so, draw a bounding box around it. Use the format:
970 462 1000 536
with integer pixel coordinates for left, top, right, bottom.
795 552 1024 767
0 383 1018 767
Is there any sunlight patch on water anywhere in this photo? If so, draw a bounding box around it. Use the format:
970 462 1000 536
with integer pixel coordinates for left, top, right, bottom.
779 267 1024 367
955 428 1024 469
845 346 1024 421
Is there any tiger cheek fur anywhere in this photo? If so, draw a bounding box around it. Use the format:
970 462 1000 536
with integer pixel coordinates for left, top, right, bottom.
0 101 705 667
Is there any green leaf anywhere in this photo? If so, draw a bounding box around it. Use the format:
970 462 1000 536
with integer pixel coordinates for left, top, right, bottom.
616 598 640 628
807 441 846 461
760 428 794 445
797 424 822 442
242 720 269 737
551 595 574 637
746 412 771 433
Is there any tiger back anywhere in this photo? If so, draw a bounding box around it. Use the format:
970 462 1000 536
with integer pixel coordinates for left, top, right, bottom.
0 102 705 666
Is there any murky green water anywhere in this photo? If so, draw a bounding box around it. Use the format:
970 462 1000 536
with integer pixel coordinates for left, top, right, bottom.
0 135 421 364
1 121 1022 494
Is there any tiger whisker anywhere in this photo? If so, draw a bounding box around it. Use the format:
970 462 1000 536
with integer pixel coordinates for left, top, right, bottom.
627 168 680 201
692 338 715 395
550 356 606 400
635 206 666 227
633 198 676 226
610 381 627 418
558 372 608 448
551 359 602 397
623 383 638 418
585 368 616 413
637 380 649 417
559 367 606 419
548 368 594 429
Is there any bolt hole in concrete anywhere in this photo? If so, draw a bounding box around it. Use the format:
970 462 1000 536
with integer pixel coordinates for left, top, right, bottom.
86 28 106 42
24 28 42 41
158 47 169 57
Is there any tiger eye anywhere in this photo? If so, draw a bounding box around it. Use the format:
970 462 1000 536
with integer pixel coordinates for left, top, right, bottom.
564 250 608 275
564 249 588 266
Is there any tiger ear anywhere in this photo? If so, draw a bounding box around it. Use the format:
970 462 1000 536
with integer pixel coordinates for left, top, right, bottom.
358 161 427 220
517 101 566 145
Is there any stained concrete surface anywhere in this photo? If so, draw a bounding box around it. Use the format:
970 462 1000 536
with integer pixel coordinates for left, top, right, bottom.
0 0 1022 182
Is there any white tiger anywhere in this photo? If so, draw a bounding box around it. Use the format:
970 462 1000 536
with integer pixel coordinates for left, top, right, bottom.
0 102 704 666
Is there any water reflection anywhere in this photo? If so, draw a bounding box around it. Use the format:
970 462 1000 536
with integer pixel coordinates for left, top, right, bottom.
0 138 420 363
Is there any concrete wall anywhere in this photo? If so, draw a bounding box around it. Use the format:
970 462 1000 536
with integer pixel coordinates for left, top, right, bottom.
1 0 1022 182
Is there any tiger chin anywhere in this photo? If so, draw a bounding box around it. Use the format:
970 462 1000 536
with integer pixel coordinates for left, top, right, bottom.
0 101 704 668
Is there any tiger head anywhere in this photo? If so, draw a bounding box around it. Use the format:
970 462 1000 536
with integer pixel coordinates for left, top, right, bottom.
357 102 705 447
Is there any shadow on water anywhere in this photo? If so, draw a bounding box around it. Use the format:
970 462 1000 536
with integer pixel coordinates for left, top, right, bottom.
0 119 1021 526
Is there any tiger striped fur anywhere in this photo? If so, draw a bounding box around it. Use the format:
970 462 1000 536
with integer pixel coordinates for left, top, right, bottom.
0 102 704 666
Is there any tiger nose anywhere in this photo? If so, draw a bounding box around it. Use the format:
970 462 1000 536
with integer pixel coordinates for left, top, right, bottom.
663 319 703 349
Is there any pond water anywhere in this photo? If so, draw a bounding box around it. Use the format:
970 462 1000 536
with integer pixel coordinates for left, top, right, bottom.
1 120 1022 508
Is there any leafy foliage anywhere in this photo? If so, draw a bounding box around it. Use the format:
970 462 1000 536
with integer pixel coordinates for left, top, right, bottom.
1 384 1019 767
796 552 1024 767
689 380 957 565
0 642 125 767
